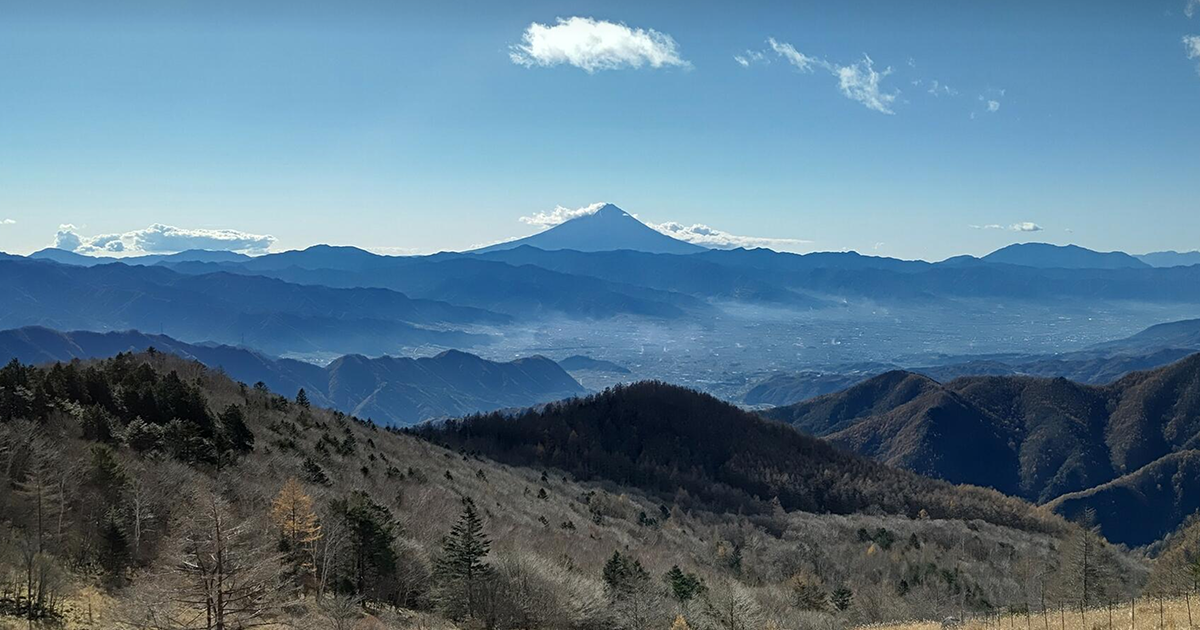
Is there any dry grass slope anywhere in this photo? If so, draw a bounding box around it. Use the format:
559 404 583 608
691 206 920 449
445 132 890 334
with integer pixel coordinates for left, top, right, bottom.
858 596 1200 630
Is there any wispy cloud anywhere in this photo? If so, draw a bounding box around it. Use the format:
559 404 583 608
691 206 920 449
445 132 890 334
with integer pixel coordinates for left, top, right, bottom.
0 219 14 225
767 38 819 72
509 17 689 72
364 246 423 257
733 50 767 67
1187 0 1199 18
971 89 1005 118
53 223 276 255
647 221 812 252
971 222 1043 232
519 202 608 227
926 80 958 97
1185 35 1200 73
833 55 897 114
751 38 898 114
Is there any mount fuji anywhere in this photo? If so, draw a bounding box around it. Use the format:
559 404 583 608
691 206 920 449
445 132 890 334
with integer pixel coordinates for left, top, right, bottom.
473 203 707 255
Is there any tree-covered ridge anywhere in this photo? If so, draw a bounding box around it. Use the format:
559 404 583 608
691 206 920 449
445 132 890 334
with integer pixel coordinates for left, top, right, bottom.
415 380 1065 535
0 352 253 464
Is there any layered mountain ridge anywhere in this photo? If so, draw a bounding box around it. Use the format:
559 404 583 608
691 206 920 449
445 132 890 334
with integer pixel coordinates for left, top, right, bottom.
0 326 584 426
765 353 1200 545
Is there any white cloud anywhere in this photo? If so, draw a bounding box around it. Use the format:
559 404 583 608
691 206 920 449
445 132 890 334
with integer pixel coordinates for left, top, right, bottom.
833 55 897 114
648 221 812 252
734 50 767 67
767 38 819 72
52 223 276 256
1186 35 1200 73
1 219 14 225
971 222 1042 232
1187 0 1199 18
762 39 898 114
54 224 83 251
509 17 689 72
519 202 608 228
976 90 1004 115
927 80 958 97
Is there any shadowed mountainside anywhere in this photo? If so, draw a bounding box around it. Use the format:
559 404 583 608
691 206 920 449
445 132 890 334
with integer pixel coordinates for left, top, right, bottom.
765 353 1200 545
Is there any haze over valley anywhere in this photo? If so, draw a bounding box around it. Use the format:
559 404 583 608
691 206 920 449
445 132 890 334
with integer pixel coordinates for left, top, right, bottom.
5 204 1198 405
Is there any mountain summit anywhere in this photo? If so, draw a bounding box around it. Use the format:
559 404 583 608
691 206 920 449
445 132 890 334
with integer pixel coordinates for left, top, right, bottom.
474 203 707 255
981 242 1149 269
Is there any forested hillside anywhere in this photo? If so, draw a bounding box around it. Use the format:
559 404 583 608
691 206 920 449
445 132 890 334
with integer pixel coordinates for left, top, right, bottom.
765 353 1200 546
0 352 1153 629
417 381 1063 534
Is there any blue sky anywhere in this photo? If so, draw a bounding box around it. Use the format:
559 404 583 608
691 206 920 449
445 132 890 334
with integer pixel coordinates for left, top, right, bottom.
1 0 1198 261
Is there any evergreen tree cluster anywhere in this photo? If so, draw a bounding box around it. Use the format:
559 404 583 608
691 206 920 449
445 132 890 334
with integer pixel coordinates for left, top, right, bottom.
0 355 252 464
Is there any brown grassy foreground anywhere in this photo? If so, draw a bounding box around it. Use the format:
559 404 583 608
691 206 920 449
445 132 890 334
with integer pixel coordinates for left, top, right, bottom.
857 596 1200 630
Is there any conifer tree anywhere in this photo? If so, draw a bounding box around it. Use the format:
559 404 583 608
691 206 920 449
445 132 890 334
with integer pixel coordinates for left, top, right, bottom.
831 586 853 612
296 388 310 409
603 550 650 596
665 565 704 608
436 497 492 620
336 491 398 600
218 404 254 456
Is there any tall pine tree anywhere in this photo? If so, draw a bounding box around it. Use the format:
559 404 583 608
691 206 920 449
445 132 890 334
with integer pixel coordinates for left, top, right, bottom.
435 497 491 620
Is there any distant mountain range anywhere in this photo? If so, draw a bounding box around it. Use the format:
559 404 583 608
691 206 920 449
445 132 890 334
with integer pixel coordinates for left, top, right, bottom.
9 235 1200 327
764 352 1200 546
5 210 1200 379
473 203 707 255
744 319 1200 406
0 257 507 355
1136 250 1200 268
29 247 254 267
0 326 584 425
